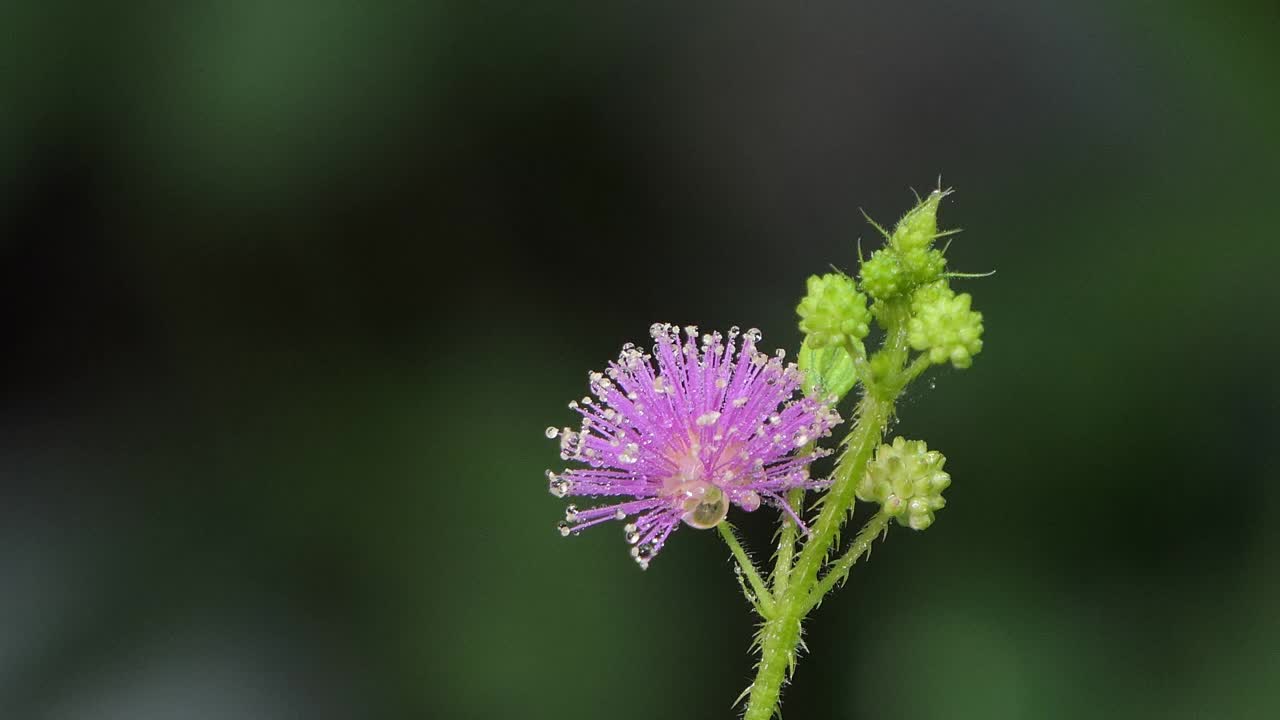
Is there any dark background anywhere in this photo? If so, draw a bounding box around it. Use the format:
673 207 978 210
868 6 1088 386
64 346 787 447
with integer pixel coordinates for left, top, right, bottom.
2 2 1278 718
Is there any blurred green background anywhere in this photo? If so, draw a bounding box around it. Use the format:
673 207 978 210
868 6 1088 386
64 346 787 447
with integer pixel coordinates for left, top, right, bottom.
2 2 1277 718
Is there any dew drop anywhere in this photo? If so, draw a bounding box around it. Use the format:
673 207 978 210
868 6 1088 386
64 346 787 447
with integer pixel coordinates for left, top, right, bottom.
545 426 560 439
696 411 721 427
548 478 570 498
615 508 626 520
682 485 729 529
565 504 579 521
557 520 573 537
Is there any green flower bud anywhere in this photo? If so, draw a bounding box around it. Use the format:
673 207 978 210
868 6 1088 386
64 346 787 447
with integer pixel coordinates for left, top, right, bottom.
899 247 947 286
796 273 870 349
909 280 953 313
859 249 906 301
908 288 984 369
890 189 946 252
856 437 951 530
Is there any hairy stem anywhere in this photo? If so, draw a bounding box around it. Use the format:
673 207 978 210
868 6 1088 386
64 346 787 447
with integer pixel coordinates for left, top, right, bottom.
804 510 890 613
742 300 913 720
771 487 804 597
719 523 775 616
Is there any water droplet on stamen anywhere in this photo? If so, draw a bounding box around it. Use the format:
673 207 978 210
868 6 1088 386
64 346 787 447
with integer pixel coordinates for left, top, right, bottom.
548 477 570 498
696 411 721 427
545 426 560 438
557 520 573 537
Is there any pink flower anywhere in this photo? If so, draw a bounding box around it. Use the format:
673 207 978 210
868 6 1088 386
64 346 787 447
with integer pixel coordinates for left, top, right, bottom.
547 324 841 569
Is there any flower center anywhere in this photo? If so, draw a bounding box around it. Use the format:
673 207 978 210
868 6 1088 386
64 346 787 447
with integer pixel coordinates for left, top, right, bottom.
673 481 729 529
660 441 730 529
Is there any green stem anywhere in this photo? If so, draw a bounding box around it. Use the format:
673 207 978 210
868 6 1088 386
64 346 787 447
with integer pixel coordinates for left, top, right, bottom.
719 523 775 616
742 393 891 720
902 353 933 386
742 300 914 720
804 511 890 613
771 487 802 596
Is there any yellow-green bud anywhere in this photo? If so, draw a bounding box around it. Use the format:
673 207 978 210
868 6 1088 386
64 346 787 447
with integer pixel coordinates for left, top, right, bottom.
908 287 984 369
910 280 953 313
859 249 906 301
796 273 870 349
900 247 947 286
856 436 951 531
890 189 945 252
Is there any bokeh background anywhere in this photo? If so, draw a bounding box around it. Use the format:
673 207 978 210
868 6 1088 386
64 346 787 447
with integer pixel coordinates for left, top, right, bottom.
3 2 1278 718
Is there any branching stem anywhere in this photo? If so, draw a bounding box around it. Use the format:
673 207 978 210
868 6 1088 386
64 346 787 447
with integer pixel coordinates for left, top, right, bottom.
741 297 917 720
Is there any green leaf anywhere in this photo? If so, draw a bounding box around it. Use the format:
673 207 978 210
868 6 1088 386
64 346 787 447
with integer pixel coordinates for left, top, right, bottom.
798 339 858 400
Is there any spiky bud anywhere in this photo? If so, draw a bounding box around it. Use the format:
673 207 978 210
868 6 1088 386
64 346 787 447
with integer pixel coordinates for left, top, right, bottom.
796 273 870 349
890 189 946 252
856 436 951 530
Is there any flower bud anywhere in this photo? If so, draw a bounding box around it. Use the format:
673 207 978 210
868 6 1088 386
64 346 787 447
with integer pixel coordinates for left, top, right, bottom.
856 436 951 530
908 285 984 369
797 273 871 349
890 189 946 252
859 249 907 301
899 247 947 286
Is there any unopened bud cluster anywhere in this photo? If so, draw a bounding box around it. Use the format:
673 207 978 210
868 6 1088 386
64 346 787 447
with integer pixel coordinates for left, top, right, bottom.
856 437 950 530
860 191 950 302
796 273 870 349
909 282 984 369
796 188 985 374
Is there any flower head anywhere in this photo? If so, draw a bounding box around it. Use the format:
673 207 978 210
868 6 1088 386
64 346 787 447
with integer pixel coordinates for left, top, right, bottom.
856 437 951 531
546 324 842 569
908 284 984 369
796 273 870 350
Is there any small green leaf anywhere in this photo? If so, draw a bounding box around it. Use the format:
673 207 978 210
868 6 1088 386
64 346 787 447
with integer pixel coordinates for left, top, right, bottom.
798 339 858 400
